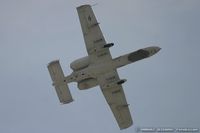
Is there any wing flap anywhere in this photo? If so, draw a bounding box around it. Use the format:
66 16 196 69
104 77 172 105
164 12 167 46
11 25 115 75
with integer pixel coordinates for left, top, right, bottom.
48 60 73 104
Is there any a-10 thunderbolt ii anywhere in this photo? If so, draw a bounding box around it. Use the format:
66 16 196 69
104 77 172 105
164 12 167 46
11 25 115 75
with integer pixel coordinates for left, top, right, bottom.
47 4 161 130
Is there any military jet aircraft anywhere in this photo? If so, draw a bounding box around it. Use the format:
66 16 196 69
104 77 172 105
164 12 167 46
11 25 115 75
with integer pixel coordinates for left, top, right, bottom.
47 4 161 129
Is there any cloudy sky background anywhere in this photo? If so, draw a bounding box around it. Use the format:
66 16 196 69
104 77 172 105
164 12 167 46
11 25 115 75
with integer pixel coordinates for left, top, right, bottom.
0 0 200 132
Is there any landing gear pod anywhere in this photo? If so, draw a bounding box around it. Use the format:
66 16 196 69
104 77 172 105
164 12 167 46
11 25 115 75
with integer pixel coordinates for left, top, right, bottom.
48 60 73 104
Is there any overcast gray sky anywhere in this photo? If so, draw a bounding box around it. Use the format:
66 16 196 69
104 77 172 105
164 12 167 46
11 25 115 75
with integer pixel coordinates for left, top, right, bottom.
0 0 200 132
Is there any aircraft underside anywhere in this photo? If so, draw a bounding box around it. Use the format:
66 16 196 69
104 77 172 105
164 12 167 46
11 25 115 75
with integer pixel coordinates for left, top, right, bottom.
47 4 161 130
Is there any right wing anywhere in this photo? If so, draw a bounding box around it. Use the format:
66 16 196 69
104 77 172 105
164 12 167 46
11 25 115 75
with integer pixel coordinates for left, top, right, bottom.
97 70 133 129
77 5 112 63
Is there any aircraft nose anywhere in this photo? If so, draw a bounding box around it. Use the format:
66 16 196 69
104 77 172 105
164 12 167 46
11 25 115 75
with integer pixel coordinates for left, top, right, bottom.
141 46 161 57
152 47 161 56
146 46 161 56
155 47 161 52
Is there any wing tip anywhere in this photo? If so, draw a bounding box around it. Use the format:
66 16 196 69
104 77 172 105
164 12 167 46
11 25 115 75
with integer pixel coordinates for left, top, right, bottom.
47 60 59 67
60 99 74 104
77 4 91 10
119 119 133 130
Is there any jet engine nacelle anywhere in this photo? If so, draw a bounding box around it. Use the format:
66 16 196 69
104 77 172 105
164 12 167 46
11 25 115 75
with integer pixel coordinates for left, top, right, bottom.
78 78 98 90
70 56 89 71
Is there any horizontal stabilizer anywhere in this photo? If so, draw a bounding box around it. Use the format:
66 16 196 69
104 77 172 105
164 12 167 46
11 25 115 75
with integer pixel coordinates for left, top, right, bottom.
48 60 73 104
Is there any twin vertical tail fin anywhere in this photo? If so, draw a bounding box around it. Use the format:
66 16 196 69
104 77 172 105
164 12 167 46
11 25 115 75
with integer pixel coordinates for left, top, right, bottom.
47 60 73 104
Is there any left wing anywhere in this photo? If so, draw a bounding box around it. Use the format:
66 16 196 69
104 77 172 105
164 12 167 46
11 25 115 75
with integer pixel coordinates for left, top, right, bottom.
77 5 112 63
97 70 133 129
